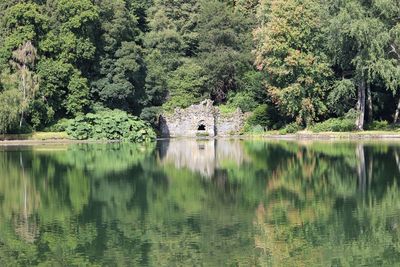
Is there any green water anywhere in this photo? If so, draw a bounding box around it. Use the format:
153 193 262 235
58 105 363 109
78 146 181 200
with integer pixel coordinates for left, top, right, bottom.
1 139 400 266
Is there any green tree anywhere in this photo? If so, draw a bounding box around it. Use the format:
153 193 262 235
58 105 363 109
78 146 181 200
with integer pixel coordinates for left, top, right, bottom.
254 0 332 126
163 59 207 111
327 0 400 129
0 2 47 68
11 41 39 128
92 0 146 111
198 0 252 103
143 0 200 108
0 89 22 134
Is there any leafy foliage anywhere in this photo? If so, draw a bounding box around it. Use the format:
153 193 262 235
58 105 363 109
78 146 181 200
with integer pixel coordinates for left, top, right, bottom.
0 0 400 134
67 110 156 142
279 122 302 134
254 0 332 126
310 118 356 132
0 89 21 133
366 120 390 131
310 111 358 132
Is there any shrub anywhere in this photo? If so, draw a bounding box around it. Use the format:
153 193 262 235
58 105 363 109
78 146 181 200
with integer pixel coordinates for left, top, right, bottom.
67 110 156 142
366 120 389 131
227 92 258 112
246 105 271 128
218 104 237 115
310 118 355 132
247 125 265 134
279 122 302 134
0 89 22 134
309 109 357 133
140 106 162 127
162 94 200 113
43 118 73 132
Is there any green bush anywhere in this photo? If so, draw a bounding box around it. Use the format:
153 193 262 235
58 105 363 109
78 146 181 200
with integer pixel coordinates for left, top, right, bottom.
308 109 357 133
43 118 73 132
247 125 265 134
162 94 200 113
227 92 258 112
310 118 355 132
246 105 271 128
279 122 302 134
218 104 237 115
140 106 162 127
366 120 389 131
67 110 156 142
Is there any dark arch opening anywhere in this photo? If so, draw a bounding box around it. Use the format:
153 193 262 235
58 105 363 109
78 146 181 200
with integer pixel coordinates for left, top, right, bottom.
198 124 206 131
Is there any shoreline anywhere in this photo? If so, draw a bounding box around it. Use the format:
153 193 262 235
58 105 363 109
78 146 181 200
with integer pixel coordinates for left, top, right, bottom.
2 131 400 146
0 139 115 146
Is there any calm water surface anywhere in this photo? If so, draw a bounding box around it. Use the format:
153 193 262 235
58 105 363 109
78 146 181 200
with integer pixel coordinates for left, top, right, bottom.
1 139 400 266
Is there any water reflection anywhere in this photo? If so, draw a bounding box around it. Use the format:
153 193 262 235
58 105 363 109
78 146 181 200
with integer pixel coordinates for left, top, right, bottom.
158 139 248 177
0 141 400 266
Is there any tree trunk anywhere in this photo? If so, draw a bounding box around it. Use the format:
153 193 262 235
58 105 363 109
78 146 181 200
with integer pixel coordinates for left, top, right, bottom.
395 150 400 175
366 83 373 123
19 66 27 129
356 79 366 130
19 110 24 128
394 97 400 124
356 144 366 194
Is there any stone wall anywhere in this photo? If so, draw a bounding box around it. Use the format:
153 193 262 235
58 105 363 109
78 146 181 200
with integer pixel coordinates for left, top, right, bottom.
158 139 249 177
216 109 245 136
159 100 245 137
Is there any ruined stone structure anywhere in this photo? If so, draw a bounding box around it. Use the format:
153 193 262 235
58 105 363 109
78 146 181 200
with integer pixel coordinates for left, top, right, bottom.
159 100 245 137
158 139 248 177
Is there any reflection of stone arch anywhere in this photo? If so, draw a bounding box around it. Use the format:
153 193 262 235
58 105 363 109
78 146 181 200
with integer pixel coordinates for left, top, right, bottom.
197 120 206 131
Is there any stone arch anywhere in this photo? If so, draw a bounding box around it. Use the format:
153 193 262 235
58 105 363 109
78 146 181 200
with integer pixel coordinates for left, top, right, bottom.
197 120 206 131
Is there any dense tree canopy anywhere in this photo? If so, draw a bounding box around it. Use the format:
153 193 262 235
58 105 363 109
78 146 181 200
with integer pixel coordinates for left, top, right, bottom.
0 0 399 134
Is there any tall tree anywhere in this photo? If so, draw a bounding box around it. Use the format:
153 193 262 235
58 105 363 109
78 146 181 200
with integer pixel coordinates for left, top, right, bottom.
144 0 200 108
327 0 400 129
33 0 98 125
198 0 252 103
91 0 146 111
254 0 332 126
11 41 39 128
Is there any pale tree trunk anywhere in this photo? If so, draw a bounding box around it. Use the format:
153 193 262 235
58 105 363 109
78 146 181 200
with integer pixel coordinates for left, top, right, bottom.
19 111 24 128
356 79 366 130
356 144 367 194
394 97 400 124
20 153 28 221
368 154 373 188
19 66 27 128
366 83 373 123
395 150 400 175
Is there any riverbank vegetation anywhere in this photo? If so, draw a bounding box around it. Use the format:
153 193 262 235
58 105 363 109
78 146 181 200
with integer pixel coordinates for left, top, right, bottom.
0 0 399 140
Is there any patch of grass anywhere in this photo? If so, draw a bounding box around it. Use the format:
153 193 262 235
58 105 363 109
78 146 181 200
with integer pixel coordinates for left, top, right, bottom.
196 132 209 137
0 132 70 141
218 104 237 115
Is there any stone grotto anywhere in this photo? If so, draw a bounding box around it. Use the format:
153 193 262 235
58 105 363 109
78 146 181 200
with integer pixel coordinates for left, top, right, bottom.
159 99 246 137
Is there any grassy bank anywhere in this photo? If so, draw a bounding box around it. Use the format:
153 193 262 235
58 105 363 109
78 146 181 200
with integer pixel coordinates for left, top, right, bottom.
2 130 400 143
0 132 70 141
245 130 400 139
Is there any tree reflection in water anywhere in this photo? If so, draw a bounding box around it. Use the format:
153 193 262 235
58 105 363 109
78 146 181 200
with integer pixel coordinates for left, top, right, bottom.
0 141 399 266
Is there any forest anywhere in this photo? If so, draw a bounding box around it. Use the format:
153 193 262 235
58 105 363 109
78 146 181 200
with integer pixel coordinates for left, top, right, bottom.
0 0 399 138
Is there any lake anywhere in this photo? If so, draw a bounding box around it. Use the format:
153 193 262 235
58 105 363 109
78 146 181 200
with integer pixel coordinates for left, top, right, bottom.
1 139 400 266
